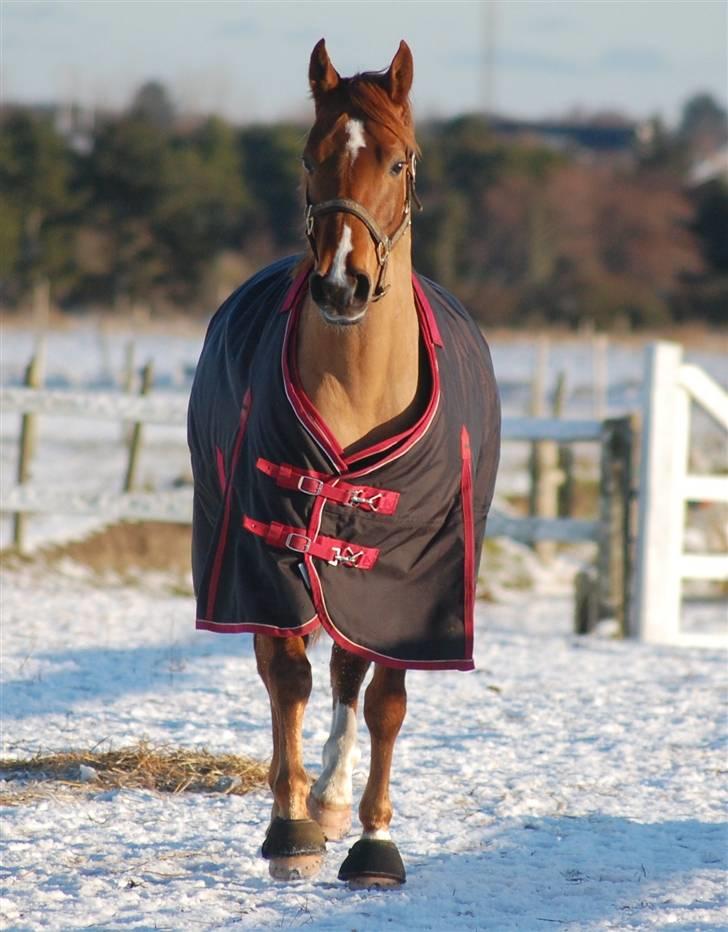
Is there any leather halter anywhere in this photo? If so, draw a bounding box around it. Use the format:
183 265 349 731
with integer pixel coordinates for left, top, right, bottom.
304 154 422 301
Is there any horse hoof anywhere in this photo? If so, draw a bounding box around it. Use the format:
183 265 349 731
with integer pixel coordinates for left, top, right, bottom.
269 853 324 882
308 795 352 841
338 837 406 887
262 817 326 881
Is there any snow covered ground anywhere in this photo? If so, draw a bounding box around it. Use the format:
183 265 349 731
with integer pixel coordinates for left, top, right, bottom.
1 320 726 929
1 555 726 931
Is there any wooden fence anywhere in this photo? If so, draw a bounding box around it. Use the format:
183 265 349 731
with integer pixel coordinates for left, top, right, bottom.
0 383 632 633
3 339 724 645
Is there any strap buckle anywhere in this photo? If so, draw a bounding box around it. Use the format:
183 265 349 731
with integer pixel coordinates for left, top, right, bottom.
285 532 311 554
297 475 324 496
349 490 383 512
328 546 365 567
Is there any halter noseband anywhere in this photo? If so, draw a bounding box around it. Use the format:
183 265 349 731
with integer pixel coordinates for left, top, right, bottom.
304 154 422 302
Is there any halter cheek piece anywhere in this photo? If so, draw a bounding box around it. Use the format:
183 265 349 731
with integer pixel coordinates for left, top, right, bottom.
304 154 422 302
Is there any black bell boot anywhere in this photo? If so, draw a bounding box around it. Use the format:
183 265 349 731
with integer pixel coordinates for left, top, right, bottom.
338 836 406 887
262 817 327 881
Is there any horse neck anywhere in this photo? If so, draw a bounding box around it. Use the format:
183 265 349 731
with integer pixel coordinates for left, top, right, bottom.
296 237 422 453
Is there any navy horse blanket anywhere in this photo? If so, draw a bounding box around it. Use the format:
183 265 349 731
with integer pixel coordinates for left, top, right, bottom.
188 256 500 670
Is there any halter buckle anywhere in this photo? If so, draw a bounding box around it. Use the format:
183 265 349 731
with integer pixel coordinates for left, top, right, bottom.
304 205 314 237
376 240 390 266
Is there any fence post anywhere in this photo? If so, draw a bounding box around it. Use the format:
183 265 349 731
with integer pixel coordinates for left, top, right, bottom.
574 566 599 635
596 416 634 636
593 333 608 420
553 371 574 518
633 342 688 643
123 361 154 493
528 336 548 519
528 337 560 561
121 340 137 443
13 342 46 552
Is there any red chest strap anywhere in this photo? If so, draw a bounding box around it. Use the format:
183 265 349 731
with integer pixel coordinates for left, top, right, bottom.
256 458 399 515
242 515 379 570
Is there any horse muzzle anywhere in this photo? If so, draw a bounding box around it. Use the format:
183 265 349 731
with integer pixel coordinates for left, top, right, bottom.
310 270 372 325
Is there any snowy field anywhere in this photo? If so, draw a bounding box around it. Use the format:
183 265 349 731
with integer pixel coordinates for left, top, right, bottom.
1 320 727 930
1 557 726 931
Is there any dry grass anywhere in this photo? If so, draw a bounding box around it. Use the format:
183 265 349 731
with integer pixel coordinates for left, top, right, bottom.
30 521 190 576
0 521 195 595
0 741 268 806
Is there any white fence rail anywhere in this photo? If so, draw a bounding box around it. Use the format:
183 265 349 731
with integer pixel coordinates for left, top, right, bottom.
4 343 724 647
1 382 631 632
633 342 728 648
0 386 605 540
0 387 189 425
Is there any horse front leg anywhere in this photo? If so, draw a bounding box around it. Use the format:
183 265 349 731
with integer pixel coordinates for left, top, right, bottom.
254 634 326 881
338 664 407 887
309 644 370 840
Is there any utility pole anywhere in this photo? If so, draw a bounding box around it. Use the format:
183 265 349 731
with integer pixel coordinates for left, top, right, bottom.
481 0 497 116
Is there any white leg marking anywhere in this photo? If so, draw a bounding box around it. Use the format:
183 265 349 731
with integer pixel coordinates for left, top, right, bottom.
329 223 353 288
345 118 366 163
312 701 360 808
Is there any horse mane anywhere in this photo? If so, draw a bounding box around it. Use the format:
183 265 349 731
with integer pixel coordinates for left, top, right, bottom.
320 72 420 157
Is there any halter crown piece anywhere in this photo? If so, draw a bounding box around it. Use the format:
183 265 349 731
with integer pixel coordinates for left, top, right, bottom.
304 153 423 302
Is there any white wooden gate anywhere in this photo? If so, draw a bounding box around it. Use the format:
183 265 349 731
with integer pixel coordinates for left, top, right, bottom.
633 341 728 647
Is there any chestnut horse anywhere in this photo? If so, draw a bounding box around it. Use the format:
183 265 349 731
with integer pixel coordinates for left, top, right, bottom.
188 39 500 886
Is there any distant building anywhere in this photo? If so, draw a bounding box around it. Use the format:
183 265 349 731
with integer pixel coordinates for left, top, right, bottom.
487 114 636 154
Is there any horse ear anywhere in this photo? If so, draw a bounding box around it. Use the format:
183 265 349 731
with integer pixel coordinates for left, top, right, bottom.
386 40 414 104
309 38 340 98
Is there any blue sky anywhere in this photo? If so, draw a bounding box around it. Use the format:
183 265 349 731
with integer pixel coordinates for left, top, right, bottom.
2 0 726 125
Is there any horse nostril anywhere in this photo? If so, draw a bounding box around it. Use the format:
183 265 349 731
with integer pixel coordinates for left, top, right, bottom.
353 272 371 305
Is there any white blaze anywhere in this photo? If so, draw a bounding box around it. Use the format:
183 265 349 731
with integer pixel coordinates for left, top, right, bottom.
345 118 366 163
311 701 360 808
329 223 353 287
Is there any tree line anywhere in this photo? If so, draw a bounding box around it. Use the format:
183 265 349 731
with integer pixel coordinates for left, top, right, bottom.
1 84 726 328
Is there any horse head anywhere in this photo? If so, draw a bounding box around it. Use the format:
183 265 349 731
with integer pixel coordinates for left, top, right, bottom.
303 39 420 325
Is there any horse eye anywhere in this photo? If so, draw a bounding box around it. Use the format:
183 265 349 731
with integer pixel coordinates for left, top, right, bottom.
302 156 314 175
390 161 405 176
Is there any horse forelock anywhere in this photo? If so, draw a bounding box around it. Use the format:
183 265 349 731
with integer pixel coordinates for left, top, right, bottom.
316 73 419 158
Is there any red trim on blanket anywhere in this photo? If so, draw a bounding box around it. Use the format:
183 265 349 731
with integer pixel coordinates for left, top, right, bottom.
281 306 348 472
412 274 444 347
280 263 313 313
205 389 252 620
460 425 475 662
281 269 442 474
303 497 474 671
215 445 226 494
343 332 441 475
196 616 321 637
